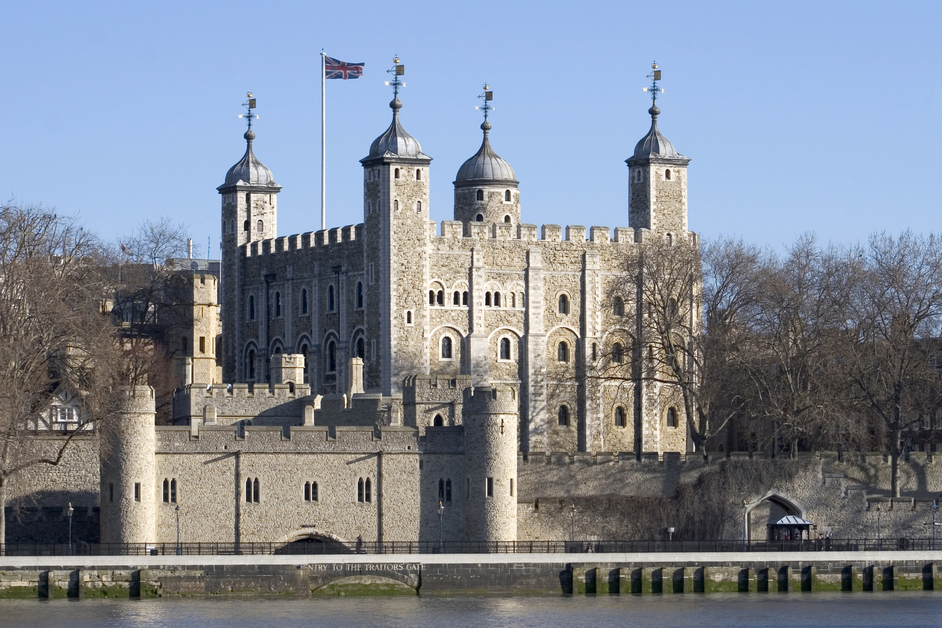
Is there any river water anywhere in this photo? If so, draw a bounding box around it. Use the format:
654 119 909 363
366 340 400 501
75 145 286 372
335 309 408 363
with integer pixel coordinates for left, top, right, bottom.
1 593 939 627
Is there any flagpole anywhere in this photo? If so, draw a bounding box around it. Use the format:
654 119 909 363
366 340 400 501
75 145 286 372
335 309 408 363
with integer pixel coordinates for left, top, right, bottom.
321 51 326 232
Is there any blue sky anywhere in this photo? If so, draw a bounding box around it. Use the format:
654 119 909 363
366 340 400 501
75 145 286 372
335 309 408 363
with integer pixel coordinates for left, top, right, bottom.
4 1 940 255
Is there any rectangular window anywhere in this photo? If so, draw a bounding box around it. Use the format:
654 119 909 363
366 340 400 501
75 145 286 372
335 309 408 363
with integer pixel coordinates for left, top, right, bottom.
109 483 114 502
486 477 493 497
199 337 206 353
170 479 177 503
466 478 470 500
510 479 514 497
369 263 375 285
134 483 141 502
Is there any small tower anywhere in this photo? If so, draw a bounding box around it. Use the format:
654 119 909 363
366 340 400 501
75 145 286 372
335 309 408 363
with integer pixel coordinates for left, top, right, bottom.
626 63 690 238
454 84 520 229
360 58 433 395
100 386 157 544
218 93 282 382
463 385 518 543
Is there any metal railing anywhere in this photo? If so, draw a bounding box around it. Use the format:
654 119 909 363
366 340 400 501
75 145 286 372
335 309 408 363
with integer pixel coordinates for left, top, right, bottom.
0 537 936 557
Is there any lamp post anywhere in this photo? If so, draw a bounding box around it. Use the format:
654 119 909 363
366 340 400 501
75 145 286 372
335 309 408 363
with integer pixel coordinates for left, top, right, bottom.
932 501 938 551
668 526 675 544
175 505 181 555
437 501 444 554
877 505 882 551
67 503 74 556
569 504 576 543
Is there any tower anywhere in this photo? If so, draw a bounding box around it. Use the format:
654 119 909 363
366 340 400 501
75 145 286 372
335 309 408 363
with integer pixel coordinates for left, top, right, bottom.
453 85 520 229
625 63 690 238
463 385 518 542
218 93 281 381
100 386 157 544
360 58 432 395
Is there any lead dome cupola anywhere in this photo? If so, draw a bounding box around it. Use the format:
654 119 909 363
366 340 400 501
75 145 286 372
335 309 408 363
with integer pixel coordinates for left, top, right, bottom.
220 129 280 189
365 98 429 160
630 105 685 160
454 120 517 187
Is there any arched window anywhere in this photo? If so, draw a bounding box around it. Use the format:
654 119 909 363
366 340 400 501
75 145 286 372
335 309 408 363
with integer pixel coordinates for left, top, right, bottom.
246 478 252 502
357 478 364 502
253 478 260 503
328 285 335 311
356 282 364 309
417 200 422 212
558 294 569 315
485 293 492 306
612 342 624 364
615 406 627 427
243 220 249 232
476 189 484 201
393 199 399 211
247 349 256 379
441 336 453 359
274 292 282 317
666 233 673 246
453 291 460 305
429 290 436 305
462 291 469 305
433 414 444 427
248 295 255 320
505 190 511 202
394 168 400 179
667 407 678 428
416 169 422 181
256 220 264 233
613 296 624 316
301 289 308 315
310 481 318 502
500 338 511 360
304 481 310 501
406 311 413 324
511 293 516 308
558 405 570 426
356 337 365 359
665 169 671 180
476 214 484 221
364 478 371 502
327 340 337 372
273 345 282 355
494 292 501 307
163 479 169 503
557 341 569 363
504 215 511 222
436 290 444 306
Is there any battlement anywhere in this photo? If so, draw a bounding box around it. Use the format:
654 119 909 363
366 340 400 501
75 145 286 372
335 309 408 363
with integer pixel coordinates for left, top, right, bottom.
244 224 363 257
175 382 313 402
463 384 518 414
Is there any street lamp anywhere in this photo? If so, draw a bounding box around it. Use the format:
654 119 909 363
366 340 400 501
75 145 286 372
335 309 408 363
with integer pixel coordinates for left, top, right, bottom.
67 503 74 556
437 501 445 553
175 505 182 555
569 504 576 543
668 527 675 543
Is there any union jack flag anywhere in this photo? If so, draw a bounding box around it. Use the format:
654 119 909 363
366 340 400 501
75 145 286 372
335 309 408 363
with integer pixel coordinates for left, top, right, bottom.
324 56 364 80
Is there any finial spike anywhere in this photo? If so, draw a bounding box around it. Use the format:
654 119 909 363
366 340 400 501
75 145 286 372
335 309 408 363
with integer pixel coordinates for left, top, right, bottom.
478 83 494 122
386 55 405 98
644 61 664 107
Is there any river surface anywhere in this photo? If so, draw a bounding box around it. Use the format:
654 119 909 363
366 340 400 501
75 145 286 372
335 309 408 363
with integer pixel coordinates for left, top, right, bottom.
1 593 939 627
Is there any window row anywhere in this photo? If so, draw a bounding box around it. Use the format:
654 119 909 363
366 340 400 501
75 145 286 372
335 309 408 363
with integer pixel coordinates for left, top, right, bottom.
555 404 675 429
474 189 513 202
438 478 452 503
427 289 525 308
162 478 178 503
246 282 365 320
357 477 372 503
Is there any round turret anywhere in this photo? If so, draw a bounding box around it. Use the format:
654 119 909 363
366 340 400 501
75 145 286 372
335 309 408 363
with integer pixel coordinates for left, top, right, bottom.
99 386 157 544
453 121 520 227
463 385 518 543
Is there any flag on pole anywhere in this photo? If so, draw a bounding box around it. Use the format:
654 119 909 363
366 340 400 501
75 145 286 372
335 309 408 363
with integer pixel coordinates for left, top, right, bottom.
324 57 364 80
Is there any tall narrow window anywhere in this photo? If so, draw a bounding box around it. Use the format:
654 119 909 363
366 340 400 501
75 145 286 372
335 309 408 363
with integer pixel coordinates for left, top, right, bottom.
253 478 260 503
613 296 624 316
500 338 511 360
305 481 311 501
170 479 177 503
462 291 469 305
393 200 399 211
485 293 492 306
248 295 255 320
486 477 493 497
430 290 436 305
327 341 337 372
199 337 206 353
558 405 570 426
615 406 627 427
476 189 484 201
328 285 335 311
365 478 372 503
494 292 501 307
301 288 308 315
356 282 364 308
436 290 444 306
558 294 569 314
406 311 413 324
109 483 114 502
257 220 264 233
134 483 141 502
358 478 364 502
247 349 256 379
163 479 169 503
667 407 678 428
453 291 460 305
274 292 282 317
356 337 365 359
441 336 453 359
557 341 569 363
665 169 671 180
300 344 309 382
311 481 318 502
511 293 516 308
613 342 624 364
439 479 445 501
417 200 422 212
445 479 452 502
394 168 400 179
510 479 514 496
505 190 511 201
416 169 422 181
181 336 188 352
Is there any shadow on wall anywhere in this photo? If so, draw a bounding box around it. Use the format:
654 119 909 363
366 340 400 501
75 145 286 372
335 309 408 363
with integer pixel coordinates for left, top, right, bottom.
6 490 100 544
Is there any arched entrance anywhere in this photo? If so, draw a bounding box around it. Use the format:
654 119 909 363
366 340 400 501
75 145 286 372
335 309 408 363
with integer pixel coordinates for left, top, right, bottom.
274 531 350 555
743 490 808 542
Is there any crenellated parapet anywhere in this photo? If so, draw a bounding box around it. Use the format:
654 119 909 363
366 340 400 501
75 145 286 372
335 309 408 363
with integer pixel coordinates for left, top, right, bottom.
244 224 362 257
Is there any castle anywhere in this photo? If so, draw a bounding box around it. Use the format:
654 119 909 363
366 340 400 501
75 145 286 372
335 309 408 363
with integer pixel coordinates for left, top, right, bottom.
14 75 937 550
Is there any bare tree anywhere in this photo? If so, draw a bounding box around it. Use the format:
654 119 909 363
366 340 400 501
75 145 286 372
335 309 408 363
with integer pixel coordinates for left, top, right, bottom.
836 232 942 496
0 203 128 544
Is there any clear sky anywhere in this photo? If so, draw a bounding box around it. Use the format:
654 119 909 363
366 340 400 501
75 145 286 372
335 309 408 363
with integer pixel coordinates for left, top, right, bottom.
4 1 940 256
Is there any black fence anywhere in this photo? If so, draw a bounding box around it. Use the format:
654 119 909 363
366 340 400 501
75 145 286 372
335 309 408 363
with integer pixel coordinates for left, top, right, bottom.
1 537 939 557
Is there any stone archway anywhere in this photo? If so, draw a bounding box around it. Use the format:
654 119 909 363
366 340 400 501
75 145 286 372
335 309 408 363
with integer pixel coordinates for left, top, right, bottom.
743 490 807 542
274 530 350 555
